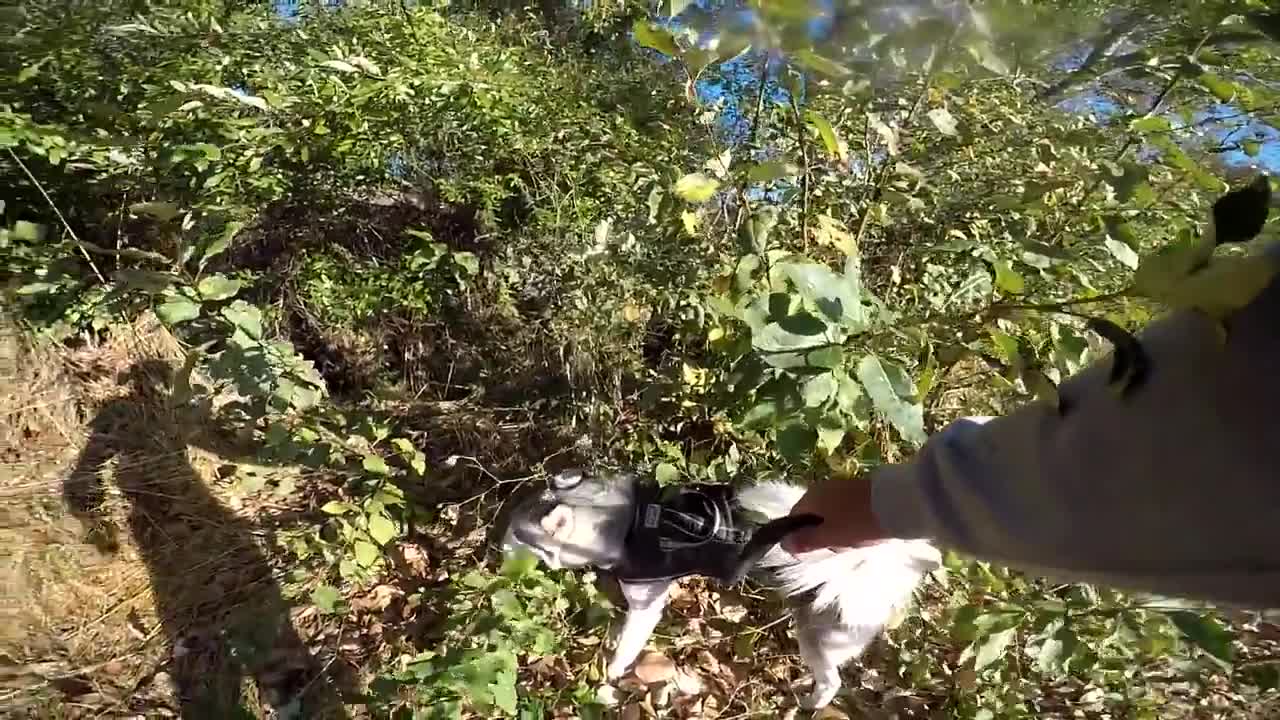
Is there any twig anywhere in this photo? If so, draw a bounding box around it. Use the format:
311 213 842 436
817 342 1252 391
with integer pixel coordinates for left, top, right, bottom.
789 96 811 250
6 147 107 283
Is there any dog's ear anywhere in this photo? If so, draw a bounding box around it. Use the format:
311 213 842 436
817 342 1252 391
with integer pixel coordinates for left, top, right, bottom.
540 504 576 541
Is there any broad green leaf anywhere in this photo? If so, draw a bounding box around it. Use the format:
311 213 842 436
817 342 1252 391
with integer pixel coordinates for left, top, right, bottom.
857 355 926 446
992 260 1025 295
321 59 359 73
780 261 865 330
974 627 1017 671
362 455 390 475
202 220 244 267
130 201 180 222
806 345 843 369
752 323 830 353
157 298 201 325
927 107 959 136
197 274 242 301
311 585 342 613
354 540 379 567
794 49 851 78
673 173 720 203
655 462 680 484
13 220 44 242
491 678 518 715
803 373 838 407
805 111 846 163
778 312 828 336
776 423 816 462
748 161 800 183
368 513 397 545
1104 239 1140 270
501 546 540 579
320 501 353 515
1036 628 1077 676
816 425 845 454
1199 73 1236 102
1129 116 1171 134
634 20 678 56
220 300 263 339
1168 611 1235 665
948 269 993 308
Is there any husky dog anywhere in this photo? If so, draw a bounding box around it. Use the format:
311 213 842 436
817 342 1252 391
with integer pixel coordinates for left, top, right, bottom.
501 469 941 709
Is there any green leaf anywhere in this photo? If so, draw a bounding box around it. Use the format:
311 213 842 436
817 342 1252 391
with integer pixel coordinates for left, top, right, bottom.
1036 628 1076 676
803 373 838 407
368 513 397 545
674 173 720 203
1104 239 1140 270
1198 73 1236 102
1129 116 1171 134
129 201 180 222
634 20 678 56
992 260 1025 295
311 585 342 613
320 501 352 515
197 274 242 301
220 300 263 339
156 298 201 325
974 627 1016 671
491 677 518 715
776 423 817 462
780 261 865 330
778 312 828 336
201 220 243 267
501 546 540 578
321 59 359 73
1169 611 1235 665
354 540 379 567
747 161 800 183
362 454 390 475
805 112 846 163
806 345 843 369
794 49 851 78
927 107 959 136
856 355 926 446
655 462 680 484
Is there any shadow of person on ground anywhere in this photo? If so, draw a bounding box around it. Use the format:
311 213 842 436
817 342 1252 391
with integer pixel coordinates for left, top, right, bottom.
63 359 352 719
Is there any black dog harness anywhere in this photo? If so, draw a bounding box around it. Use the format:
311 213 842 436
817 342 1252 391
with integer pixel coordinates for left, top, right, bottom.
612 482 757 584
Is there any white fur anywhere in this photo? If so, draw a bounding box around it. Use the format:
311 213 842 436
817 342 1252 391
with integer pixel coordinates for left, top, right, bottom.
736 481 941 632
505 475 941 709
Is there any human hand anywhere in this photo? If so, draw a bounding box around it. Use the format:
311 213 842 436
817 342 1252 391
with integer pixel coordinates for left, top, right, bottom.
780 475 889 554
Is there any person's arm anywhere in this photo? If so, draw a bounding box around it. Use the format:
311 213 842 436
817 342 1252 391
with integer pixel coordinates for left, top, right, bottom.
789 277 1280 609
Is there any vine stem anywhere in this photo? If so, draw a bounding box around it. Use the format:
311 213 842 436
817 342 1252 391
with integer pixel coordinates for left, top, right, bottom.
986 288 1130 315
7 147 107 284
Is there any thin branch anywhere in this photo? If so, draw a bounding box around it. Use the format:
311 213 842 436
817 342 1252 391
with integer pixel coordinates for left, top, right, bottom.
790 96 811 249
6 147 107 284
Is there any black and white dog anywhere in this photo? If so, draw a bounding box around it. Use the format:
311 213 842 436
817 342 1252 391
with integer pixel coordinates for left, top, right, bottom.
501 469 940 709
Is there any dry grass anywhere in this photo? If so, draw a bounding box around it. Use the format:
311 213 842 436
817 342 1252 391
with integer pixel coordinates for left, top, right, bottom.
0 314 348 718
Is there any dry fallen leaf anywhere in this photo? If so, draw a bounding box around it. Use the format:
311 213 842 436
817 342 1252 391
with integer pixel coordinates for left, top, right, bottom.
633 651 676 684
673 667 705 696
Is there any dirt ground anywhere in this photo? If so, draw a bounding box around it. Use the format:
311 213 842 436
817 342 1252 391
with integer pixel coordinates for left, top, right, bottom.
0 314 354 718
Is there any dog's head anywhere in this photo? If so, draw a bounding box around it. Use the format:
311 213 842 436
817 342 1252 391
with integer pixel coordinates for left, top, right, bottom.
501 469 636 570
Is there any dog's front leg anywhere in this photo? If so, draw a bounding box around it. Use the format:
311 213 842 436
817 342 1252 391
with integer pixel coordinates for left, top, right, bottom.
606 580 672 680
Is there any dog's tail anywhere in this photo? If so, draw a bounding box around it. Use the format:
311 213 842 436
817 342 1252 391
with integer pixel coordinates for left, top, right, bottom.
735 481 941 627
